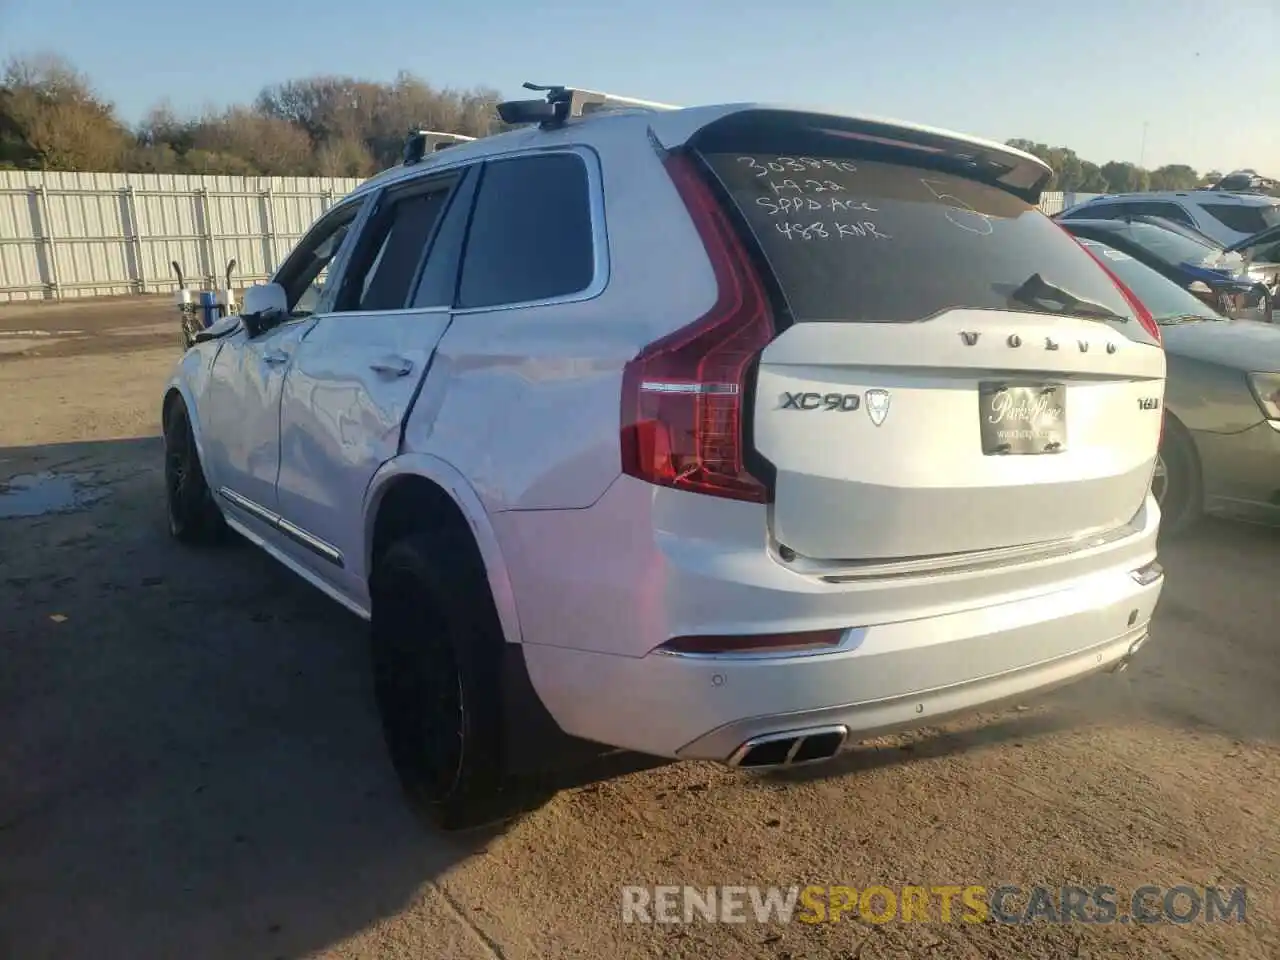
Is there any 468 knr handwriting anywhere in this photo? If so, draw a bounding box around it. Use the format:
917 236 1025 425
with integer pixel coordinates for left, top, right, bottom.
775 221 892 241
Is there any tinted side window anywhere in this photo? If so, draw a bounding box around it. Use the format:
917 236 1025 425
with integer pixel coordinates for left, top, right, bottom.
456 153 594 309
1199 203 1275 235
411 168 478 308
1085 202 1129 220
1132 201 1195 227
277 202 364 315
340 187 451 312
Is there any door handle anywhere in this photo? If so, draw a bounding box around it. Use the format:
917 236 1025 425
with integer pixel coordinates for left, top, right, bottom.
370 356 414 377
263 349 289 365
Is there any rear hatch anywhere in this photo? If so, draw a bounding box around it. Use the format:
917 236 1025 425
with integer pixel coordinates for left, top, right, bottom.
1225 223 1280 295
688 111 1165 561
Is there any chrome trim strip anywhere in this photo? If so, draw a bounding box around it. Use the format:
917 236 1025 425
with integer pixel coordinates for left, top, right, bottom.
807 518 1144 583
311 306 451 320
218 486 277 525
278 517 345 568
641 381 739 395
221 514 370 620
217 487 344 568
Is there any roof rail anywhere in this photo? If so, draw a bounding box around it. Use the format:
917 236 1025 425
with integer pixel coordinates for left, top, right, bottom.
402 130 476 166
497 82 680 130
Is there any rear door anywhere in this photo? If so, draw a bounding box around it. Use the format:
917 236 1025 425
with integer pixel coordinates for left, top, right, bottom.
692 125 1165 561
272 167 476 595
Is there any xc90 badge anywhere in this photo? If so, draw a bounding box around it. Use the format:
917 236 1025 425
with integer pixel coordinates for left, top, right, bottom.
780 392 861 412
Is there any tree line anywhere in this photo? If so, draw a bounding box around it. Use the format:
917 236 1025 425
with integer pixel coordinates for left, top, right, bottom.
0 53 504 177
0 53 1253 192
1004 139 1213 194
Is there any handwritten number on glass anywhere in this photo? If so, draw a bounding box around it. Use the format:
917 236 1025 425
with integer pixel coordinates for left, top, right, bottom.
739 156 857 178
776 222 832 240
920 178 993 235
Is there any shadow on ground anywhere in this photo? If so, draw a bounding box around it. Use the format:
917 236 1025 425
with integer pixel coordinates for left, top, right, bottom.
3 438 1279 959
0 437 649 960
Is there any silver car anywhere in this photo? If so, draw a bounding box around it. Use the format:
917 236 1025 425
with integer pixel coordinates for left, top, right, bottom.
1076 237 1280 533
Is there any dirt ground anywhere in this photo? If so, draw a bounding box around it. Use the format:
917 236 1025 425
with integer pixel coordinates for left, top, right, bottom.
2 299 1278 960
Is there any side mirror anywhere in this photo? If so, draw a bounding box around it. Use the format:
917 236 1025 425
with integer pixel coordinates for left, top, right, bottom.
240 282 288 337
1187 281 1213 294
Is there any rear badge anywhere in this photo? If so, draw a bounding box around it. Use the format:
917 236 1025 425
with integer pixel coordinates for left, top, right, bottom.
865 389 891 426
780 391 861 411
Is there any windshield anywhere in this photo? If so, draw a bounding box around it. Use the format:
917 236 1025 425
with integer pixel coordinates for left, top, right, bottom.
1075 238 1221 324
1112 221 1223 267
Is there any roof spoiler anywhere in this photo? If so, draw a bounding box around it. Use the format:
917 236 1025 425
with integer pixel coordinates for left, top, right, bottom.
402 130 476 166
497 82 679 130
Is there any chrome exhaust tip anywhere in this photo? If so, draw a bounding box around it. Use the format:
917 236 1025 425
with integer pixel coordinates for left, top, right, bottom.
1109 632 1149 674
727 724 849 769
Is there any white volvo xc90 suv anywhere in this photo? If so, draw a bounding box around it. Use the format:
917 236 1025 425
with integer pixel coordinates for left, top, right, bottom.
162 86 1167 829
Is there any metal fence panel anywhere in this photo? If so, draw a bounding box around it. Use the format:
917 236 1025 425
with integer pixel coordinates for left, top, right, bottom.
0 170 362 302
0 173 1075 303
1039 191 1066 216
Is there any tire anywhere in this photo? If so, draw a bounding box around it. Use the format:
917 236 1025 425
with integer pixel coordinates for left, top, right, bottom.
370 528 510 831
1154 418 1202 538
164 401 226 544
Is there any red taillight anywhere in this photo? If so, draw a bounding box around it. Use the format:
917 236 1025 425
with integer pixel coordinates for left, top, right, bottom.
619 152 776 503
1075 241 1162 345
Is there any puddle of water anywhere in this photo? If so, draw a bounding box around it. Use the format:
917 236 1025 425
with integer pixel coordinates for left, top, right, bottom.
0 471 108 519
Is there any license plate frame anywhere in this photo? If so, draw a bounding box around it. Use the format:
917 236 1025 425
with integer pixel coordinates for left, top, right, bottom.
978 381 1068 456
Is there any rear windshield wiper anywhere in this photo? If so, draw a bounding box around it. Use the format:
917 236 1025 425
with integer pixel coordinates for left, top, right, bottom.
1005 273 1124 320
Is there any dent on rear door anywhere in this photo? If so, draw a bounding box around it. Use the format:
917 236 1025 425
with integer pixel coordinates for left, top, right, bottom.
405 304 631 511
402 145 671 512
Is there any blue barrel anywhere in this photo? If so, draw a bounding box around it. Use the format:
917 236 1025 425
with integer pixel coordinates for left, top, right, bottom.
198 291 218 328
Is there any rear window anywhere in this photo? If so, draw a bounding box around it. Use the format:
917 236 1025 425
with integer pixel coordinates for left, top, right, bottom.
1198 202 1280 236
702 152 1137 326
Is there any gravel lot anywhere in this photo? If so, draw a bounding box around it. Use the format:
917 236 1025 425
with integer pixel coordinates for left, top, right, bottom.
2 299 1278 959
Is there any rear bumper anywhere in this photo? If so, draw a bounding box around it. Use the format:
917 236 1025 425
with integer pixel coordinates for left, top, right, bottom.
519 557 1164 761
682 624 1149 763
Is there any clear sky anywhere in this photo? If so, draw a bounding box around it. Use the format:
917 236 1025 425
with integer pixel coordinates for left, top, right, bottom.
1 0 1277 174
